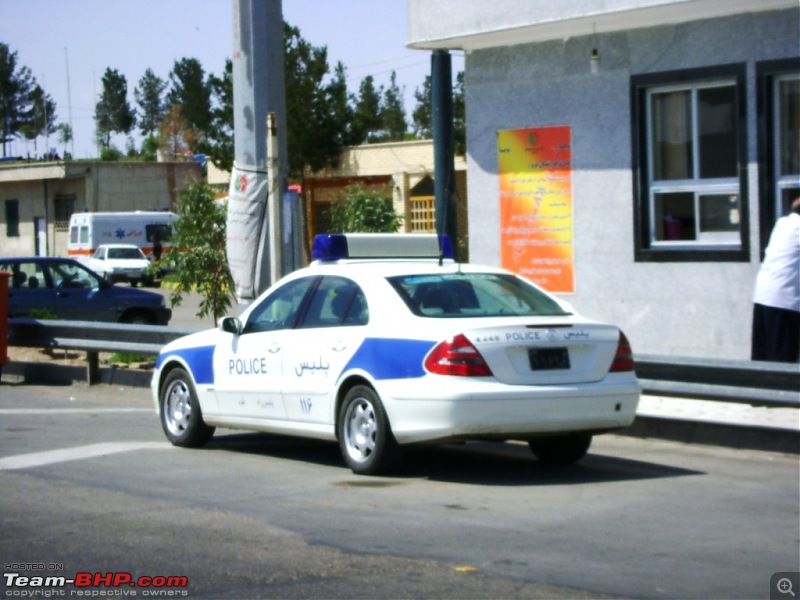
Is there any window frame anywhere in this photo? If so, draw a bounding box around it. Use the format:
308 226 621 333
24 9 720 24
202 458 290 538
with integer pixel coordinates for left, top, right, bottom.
756 58 800 258
5 199 20 237
631 64 749 262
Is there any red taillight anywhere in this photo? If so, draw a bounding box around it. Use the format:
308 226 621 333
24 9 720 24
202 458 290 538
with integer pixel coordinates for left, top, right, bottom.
610 332 635 372
425 334 493 377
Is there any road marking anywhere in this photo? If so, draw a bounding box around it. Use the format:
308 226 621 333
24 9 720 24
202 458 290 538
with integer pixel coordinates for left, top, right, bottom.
0 442 171 471
0 408 152 415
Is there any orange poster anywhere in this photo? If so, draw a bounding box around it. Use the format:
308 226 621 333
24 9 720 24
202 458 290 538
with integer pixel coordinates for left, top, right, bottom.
497 126 574 294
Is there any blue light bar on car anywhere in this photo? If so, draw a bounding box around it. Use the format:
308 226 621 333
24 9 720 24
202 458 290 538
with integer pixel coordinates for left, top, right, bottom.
311 233 454 261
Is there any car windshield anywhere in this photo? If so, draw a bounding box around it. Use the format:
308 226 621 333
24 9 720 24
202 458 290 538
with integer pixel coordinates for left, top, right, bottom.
108 248 144 260
388 272 571 318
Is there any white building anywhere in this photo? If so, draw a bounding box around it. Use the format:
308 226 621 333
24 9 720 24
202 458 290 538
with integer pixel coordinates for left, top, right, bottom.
407 0 799 359
1 160 202 257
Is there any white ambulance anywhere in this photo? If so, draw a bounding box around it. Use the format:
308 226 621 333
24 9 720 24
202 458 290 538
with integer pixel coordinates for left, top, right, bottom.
67 211 179 260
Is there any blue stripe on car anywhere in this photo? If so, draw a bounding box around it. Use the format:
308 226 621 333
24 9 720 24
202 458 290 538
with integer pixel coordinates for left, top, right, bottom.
157 345 216 384
342 338 435 380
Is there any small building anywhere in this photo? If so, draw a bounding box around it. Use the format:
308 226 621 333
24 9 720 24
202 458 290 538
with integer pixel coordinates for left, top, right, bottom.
1 160 202 257
407 0 799 359
304 139 468 245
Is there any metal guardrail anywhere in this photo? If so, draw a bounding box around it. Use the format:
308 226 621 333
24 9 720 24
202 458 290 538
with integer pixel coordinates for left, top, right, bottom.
5 318 198 384
4 318 800 408
636 353 799 408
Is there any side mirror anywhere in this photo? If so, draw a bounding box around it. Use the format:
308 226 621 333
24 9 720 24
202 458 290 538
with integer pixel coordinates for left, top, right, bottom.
218 316 242 335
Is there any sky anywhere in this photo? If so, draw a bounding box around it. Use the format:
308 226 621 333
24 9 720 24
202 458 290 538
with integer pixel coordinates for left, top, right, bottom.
0 0 463 159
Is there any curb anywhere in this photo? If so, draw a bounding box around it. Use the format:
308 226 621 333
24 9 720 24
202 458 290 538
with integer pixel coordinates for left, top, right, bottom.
1 360 153 388
620 415 799 455
2 360 797 455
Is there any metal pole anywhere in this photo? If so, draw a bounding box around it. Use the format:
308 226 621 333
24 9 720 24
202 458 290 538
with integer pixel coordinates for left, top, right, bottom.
266 113 282 285
227 0 287 302
431 50 457 247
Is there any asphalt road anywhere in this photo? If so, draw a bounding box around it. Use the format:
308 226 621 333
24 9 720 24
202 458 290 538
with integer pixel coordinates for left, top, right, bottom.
1 383 798 599
153 287 236 330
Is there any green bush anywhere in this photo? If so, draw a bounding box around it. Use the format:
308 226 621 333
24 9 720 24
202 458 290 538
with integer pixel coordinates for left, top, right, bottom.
329 184 403 233
100 146 122 161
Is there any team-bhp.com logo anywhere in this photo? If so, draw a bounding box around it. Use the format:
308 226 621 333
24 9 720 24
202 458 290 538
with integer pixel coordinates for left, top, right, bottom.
4 570 189 597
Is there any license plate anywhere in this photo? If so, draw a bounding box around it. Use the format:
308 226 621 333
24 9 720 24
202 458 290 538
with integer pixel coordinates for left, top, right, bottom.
529 347 570 371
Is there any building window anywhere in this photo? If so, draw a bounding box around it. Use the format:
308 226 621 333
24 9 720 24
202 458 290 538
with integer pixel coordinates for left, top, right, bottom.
632 65 748 262
409 175 436 233
5 200 19 237
54 195 76 231
757 59 800 255
409 196 435 232
775 74 800 209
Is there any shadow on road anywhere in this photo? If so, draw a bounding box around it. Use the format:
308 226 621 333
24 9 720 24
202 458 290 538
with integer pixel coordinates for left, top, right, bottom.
203 431 703 485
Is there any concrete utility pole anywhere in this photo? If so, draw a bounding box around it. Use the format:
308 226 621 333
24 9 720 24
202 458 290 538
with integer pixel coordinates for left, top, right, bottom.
226 0 288 302
431 50 457 249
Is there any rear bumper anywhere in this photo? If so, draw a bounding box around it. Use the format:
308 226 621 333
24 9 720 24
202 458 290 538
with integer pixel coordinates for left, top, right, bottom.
108 270 147 283
378 376 641 445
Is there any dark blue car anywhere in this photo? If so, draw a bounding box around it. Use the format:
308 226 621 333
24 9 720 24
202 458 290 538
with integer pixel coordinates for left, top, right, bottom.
2 257 171 325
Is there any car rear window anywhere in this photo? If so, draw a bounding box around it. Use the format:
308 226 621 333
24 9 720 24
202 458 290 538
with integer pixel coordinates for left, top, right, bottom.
108 247 144 259
388 273 570 318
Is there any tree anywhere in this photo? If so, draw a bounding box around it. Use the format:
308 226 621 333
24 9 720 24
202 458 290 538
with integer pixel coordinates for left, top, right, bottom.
284 22 349 178
167 57 212 146
134 68 168 138
155 181 235 323
19 84 57 154
139 134 159 161
56 122 73 157
327 62 359 147
329 183 403 233
0 42 36 157
381 71 407 142
352 75 383 143
159 105 199 160
201 59 233 171
95 68 136 149
412 75 432 138
411 70 466 156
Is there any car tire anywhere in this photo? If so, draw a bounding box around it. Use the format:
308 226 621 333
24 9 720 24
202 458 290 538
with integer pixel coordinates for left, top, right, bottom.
529 433 592 465
338 385 399 475
160 367 215 447
120 310 155 325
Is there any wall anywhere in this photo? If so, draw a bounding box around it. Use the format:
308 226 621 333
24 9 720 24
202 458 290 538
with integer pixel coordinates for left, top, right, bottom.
85 163 201 213
462 9 798 358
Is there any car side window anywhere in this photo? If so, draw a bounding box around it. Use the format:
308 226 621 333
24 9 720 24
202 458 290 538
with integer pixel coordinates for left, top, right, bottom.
243 277 316 334
49 262 102 290
297 276 368 329
4 261 48 289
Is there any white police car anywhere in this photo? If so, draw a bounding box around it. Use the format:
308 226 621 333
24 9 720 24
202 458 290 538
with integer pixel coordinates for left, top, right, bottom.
152 233 640 475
